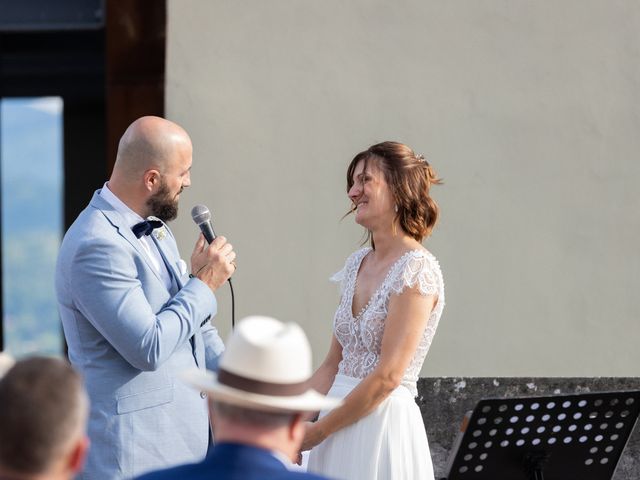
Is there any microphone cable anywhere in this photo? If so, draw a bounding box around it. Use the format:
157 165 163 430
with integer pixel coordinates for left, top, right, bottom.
191 204 236 330
228 277 235 329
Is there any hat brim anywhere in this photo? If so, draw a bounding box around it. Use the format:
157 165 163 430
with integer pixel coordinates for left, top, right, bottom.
181 369 342 413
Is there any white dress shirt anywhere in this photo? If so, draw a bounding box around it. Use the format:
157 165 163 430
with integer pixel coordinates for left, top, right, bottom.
99 183 173 291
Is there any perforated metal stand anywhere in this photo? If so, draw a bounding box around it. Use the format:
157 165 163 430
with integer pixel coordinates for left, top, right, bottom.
443 390 640 480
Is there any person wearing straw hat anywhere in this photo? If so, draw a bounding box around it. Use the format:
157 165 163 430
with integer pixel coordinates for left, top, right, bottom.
136 316 341 480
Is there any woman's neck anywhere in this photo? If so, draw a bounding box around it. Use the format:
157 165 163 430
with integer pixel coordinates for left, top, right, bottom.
370 226 421 261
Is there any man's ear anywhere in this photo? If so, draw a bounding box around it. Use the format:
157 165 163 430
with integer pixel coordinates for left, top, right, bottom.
143 169 161 192
289 413 305 442
68 435 90 475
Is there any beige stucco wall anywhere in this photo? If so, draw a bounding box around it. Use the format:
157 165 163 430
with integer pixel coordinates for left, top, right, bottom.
166 0 640 376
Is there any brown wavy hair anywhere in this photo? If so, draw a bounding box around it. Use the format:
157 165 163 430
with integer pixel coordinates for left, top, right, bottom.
346 141 442 244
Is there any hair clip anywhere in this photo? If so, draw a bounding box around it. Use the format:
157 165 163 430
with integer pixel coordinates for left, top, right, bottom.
416 153 429 166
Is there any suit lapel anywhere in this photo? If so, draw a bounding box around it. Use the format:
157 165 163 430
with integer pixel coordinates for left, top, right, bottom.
151 235 183 291
150 224 204 367
90 191 165 287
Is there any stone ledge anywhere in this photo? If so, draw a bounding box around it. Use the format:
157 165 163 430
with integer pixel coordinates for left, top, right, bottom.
417 377 640 479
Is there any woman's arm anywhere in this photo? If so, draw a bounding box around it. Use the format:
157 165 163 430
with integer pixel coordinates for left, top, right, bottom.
301 288 436 451
309 334 343 396
301 335 343 423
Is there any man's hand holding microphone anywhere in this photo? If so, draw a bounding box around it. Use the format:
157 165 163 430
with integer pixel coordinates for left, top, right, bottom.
189 205 236 292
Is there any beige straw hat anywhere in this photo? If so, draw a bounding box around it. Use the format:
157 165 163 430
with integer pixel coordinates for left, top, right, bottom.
181 316 341 413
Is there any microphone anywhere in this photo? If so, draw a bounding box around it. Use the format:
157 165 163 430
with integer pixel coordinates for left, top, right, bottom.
190 203 237 329
191 204 216 244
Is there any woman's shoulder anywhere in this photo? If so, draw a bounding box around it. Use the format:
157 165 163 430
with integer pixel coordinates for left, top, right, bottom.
329 247 371 284
349 246 371 264
405 248 443 274
389 247 444 296
339 246 371 272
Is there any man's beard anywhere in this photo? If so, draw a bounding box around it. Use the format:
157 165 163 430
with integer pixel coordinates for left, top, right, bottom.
147 181 179 222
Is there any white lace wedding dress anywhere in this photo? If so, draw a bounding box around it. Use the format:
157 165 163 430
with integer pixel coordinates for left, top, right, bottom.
307 247 445 480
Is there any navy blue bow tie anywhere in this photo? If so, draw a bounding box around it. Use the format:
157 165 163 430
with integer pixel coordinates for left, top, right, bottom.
132 219 163 238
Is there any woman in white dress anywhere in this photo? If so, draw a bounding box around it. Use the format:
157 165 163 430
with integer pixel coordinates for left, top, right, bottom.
303 142 445 480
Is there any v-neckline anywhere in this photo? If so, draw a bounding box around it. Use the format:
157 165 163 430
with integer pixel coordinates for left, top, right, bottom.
349 248 423 320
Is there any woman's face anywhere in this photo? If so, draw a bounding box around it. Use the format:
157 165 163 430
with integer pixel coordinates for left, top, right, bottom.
348 159 395 230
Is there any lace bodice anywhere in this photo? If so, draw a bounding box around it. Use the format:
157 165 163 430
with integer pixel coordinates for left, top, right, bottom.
332 247 445 396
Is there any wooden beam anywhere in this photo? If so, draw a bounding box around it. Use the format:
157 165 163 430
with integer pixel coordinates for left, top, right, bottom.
105 0 166 173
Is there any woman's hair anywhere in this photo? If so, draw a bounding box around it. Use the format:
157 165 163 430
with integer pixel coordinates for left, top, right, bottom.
346 141 442 244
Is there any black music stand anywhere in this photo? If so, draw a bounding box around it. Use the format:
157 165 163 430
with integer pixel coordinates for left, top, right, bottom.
442 390 640 480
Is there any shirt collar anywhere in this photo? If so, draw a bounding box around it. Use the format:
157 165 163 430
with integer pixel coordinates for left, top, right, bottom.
270 449 292 467
100 182 146 229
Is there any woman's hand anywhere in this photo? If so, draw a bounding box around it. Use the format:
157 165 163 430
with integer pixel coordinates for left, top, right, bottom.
300 421 327 452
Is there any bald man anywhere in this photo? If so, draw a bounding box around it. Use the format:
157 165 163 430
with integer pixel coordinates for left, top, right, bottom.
55 116 236 480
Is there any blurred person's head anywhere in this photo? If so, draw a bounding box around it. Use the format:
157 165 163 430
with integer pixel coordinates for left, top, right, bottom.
109 116 193 221
0 357 89 480
0 351 14 377
182 316 340 462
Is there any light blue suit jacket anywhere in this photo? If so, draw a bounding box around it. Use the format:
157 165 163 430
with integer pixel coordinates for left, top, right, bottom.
55 191 225 480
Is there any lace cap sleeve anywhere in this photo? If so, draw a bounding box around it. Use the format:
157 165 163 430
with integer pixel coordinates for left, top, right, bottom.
329 248 369 296
390 252 443 299
329 266 346 295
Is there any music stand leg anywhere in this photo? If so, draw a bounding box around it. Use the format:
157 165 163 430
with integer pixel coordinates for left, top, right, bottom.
524 451 548 480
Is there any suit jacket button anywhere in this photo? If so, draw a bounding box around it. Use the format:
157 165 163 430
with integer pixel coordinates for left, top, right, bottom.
200 391 207 399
